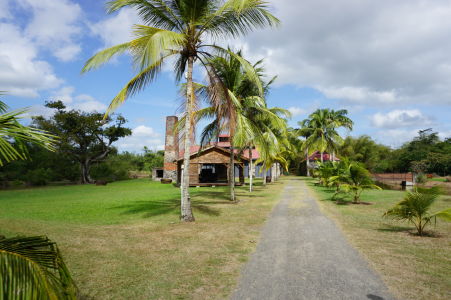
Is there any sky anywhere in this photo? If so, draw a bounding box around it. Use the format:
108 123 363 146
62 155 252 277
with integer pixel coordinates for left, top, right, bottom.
1 0 450 152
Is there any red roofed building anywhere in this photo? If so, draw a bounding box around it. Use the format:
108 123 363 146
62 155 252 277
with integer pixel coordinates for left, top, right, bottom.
160 116 279 186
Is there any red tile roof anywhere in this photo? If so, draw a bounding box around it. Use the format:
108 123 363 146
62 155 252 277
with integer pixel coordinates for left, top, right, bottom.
178 144 260 160
308 151 339 161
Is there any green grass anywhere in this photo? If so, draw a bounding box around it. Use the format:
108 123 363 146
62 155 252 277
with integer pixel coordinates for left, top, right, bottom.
307 178 451 300
429 177 447 182
0 179 285 299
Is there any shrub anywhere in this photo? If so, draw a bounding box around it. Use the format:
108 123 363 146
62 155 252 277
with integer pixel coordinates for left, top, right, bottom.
383 186 451 236
415 173 427 184
25 168 53 186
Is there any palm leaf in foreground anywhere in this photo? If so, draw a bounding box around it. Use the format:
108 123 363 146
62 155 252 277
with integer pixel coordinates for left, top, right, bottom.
0 236 77 300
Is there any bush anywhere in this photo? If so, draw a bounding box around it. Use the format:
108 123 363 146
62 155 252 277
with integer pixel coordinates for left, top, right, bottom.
415 173 427 184
25 168 53 186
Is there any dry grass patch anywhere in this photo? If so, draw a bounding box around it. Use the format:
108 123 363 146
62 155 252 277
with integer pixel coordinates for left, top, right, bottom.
307 178 451 300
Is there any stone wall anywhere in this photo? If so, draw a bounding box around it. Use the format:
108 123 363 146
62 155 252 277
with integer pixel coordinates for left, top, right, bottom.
163 116 179 181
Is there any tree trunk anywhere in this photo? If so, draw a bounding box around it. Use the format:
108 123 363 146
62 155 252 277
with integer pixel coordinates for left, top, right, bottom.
229 140 236 201
306 147 310 177
249 147 253 192
321 151 324 163
80 160 93 184
262 168 267 186
180 56 195 222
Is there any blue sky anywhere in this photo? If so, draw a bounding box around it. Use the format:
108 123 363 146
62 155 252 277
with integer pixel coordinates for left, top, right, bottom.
1 0 450 152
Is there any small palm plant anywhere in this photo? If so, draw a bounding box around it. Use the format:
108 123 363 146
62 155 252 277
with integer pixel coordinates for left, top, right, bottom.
330 162 381 203
0 236 78 299
383 187 451 236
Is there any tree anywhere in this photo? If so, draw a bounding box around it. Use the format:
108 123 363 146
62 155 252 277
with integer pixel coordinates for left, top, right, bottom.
196 52 288 198
299 108 353 163
383 187 451 236
339 135 392 172
32 101 131 184
82 0 279 221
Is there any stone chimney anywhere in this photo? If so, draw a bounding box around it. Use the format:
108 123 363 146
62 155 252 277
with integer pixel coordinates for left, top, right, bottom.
163 116 179 181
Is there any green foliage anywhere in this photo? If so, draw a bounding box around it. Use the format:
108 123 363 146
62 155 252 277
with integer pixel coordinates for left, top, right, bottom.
339 135 392 172
32 101 132 183
298 108 353 160
383 187 451 236
314 159 381 203
0 93 56 166
0 236 77 299
25 168 54 186
415 173 427 184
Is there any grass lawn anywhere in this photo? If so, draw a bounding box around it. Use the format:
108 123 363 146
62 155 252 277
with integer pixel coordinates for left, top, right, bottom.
306 178 451 300
0 178 285 299
430 177 447 182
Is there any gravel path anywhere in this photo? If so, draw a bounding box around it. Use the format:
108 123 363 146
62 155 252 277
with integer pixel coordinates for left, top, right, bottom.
231 177 394 300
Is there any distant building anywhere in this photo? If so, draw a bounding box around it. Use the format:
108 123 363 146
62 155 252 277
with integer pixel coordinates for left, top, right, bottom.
161 116 281 186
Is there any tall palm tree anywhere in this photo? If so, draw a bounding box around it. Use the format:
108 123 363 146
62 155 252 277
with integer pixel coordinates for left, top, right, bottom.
196 52 286 200
81 0 279 221
299 108 353 164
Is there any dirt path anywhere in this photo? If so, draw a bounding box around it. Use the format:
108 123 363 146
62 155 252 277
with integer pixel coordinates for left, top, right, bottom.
231 177 394 300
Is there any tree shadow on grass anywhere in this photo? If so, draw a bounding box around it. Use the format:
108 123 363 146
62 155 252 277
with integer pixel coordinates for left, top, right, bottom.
377 224 412 233
111 197 222 218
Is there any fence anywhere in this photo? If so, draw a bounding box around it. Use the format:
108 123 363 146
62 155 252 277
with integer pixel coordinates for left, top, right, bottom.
372 173 414 190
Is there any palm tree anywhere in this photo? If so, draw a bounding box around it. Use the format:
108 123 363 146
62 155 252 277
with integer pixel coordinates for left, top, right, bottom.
299 108 353 163
384 187 451 236
81 0 279 221
196 52 287 199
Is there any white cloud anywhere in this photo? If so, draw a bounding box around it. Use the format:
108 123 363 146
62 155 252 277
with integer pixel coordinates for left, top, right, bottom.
0 23 62 97
287 106 305 117
116 125 163 152
132 125 159 138
51 86 107 112
233 0 451 106
18 0 83 61
90 8 140 48
371 110 433 129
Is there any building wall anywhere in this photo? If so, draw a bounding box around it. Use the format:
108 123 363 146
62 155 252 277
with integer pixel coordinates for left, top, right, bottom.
163 116 179 181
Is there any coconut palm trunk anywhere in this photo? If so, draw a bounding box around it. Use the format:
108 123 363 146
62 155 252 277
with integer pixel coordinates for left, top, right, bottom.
321 151 324 163
229 139 236 201
181 56 195 221
305 147 310 176
249 146 253 192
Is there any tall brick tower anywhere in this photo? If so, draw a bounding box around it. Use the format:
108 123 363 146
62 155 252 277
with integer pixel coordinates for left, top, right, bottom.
163 116 179 181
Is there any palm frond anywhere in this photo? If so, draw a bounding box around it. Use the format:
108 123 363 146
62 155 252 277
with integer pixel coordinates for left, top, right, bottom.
0 236 77 300
81 42 131 73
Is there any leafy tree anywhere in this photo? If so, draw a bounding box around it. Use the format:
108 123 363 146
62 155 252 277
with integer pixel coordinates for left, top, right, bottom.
32 101 131 184
82 0 279 221
339 135 392 172
383 187 451 236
